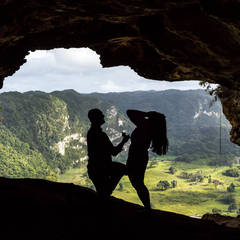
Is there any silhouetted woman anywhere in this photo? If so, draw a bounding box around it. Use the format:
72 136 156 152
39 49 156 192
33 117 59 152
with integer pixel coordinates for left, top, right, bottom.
126 110 168 209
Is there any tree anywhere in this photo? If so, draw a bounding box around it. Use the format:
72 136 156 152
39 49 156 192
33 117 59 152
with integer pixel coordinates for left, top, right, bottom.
199 175 204 182
157 180 170 191
180 171 189 179
208 175 212 183
227 183 235 192
171 180 177 188
220 194 236 204
180 171 203 182
118 183 123 191
212 179 223 189
223 168 239 177
169 166 177 174
228 203 238 212
212 208 222 214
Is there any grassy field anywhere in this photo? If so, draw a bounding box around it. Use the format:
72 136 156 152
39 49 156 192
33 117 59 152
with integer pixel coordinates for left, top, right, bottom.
58 158 240 217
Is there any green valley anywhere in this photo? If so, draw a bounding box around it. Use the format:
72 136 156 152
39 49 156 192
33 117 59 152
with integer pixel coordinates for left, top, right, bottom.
59 157 240 217
0 89 240 217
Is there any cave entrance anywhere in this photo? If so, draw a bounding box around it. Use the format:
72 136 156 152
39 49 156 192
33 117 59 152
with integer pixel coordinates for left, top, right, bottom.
1 47 239 218
1 47 203 93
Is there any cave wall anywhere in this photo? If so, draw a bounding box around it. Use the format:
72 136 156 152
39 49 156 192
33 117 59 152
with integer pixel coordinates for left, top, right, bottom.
219 87 240 146
1 0 240 144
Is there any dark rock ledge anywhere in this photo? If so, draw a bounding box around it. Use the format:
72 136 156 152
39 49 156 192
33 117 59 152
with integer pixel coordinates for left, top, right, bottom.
0 177 239 240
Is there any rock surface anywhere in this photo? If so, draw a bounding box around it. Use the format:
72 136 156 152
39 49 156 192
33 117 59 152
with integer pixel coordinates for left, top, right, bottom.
202 213 240 230
1 0 240 87
0 176 239 240
1 0 240 144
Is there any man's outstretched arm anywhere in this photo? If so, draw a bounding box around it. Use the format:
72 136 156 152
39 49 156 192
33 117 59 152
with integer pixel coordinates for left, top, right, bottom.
111 132 130 156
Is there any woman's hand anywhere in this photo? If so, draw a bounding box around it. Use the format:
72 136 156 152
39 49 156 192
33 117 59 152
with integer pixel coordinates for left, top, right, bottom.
126 109 147 126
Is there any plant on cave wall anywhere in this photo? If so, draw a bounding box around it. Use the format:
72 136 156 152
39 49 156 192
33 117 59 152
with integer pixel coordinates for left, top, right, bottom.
199 81 223 107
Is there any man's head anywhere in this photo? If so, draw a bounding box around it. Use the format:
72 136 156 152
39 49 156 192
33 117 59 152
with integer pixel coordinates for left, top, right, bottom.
88 108 105 126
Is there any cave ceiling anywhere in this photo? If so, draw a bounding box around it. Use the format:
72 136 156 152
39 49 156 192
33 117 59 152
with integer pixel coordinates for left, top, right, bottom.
1 0 240 144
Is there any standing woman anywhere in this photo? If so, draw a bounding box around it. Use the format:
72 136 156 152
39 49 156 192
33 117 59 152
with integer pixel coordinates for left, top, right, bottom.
126 109 168 210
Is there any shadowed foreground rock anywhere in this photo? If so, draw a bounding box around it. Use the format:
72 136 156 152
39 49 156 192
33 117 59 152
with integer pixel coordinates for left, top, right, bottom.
202 213 240 230
0 177 239 240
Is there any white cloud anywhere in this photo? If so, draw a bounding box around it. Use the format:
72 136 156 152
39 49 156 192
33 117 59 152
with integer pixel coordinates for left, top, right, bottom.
1 48 214 93
25 50 48 60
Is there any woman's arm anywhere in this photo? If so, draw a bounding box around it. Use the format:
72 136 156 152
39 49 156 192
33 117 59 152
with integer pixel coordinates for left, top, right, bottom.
126 109 147 126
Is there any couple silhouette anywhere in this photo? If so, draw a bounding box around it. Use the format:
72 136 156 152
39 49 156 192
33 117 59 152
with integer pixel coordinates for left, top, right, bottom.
87 108 168 210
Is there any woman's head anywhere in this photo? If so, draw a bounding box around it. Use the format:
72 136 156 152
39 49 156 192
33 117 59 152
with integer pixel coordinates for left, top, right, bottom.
147 111 168 155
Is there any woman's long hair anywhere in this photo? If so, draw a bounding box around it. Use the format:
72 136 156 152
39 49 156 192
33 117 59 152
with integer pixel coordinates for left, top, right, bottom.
148 111 168 155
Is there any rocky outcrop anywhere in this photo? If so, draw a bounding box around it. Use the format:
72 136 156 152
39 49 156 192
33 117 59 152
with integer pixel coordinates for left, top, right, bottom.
0 176 239 240
218 87 240 145
202 213 240 230
1 0 240 143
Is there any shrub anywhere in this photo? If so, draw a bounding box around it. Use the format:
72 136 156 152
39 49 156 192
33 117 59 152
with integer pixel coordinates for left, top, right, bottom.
228 203 238 212
223 168 240 177
171 180 177 188
220 194 236 205
212 208 222 214
118 183 123 191
227 183 235 192
212 179 223 188
169 166 177 174
180 171 204 182
157 180 170 191
208 175 212 183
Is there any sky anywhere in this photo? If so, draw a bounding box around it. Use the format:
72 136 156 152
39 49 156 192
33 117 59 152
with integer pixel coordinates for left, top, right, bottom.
0 48 211 94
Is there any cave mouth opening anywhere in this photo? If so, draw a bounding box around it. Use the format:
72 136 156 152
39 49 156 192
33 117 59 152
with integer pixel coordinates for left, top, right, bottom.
1 47 206 94
1 47 238 218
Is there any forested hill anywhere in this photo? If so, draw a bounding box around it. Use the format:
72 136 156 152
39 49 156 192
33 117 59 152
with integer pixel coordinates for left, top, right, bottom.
0 89 239 180
88 90 226 127
0 90 132 179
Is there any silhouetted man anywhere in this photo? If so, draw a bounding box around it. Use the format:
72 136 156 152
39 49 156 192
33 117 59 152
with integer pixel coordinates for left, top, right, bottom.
87 108 129 198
